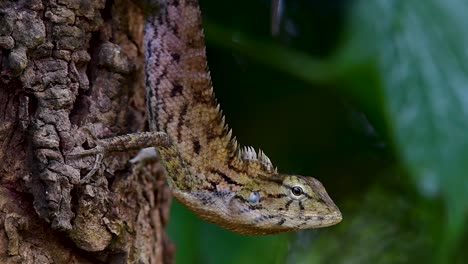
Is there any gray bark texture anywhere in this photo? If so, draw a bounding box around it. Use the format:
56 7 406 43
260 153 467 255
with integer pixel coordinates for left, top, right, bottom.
0 0 175 263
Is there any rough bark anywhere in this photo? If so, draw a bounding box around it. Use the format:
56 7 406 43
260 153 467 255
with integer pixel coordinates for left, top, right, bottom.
0 0 174 263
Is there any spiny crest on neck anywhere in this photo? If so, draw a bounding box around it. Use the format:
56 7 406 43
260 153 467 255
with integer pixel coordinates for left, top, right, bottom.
238 146 277 173
212 91 276 174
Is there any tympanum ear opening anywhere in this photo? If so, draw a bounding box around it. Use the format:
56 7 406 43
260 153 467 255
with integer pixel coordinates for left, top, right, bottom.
248 191 260 204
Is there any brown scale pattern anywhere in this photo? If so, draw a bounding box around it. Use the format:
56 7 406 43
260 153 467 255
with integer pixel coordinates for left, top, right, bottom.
142 0 342 234
144 0 266 184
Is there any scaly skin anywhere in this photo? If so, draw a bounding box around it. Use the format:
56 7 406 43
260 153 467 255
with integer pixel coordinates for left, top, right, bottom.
143 0 341 235
75 0 342 235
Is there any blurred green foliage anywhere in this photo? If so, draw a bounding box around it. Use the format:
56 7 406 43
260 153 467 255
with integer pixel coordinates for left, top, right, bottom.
166 0 468 263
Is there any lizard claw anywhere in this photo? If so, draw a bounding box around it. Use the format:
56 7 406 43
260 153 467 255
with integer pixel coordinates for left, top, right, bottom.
67 145 105 184
79 151 104 184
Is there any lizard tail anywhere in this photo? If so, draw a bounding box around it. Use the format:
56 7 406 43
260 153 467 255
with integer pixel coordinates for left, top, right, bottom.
144 0 237 167
144 0 275 174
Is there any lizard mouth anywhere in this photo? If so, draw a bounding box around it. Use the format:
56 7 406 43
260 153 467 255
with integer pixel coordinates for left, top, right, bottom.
319 211 343 227
301 210 342 228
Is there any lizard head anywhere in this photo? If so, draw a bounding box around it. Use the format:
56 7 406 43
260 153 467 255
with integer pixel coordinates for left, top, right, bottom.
228 174 342 235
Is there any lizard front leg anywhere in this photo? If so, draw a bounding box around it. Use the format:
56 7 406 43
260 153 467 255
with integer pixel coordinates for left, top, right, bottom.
68 131 170 183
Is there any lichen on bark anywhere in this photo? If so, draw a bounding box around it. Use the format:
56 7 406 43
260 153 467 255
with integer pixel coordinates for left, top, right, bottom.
0 0 174 263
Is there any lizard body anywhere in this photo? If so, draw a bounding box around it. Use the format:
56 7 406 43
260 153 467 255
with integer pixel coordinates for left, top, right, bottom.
75 0 341 235
144 0 341 234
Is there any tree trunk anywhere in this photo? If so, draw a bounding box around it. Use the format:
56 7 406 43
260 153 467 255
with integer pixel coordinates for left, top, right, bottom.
0 0 174 263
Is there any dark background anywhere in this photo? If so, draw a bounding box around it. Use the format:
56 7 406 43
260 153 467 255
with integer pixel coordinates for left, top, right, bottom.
167 0 468 263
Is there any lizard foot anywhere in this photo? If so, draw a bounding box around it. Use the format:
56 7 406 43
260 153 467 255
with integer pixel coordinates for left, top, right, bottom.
129 147 158 164
67 132 170 184
79 148 104 184
67 145 105 184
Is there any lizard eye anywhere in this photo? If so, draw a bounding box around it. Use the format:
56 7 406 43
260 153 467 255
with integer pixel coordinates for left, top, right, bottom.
291 186 303 196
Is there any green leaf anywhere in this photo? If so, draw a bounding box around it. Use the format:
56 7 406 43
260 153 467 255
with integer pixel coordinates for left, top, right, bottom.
343 0 468 260
204 20 384 127
204 20 337 85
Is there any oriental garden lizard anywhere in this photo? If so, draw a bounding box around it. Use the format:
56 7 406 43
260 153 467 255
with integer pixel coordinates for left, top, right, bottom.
71 0 342 235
